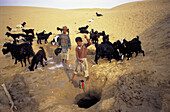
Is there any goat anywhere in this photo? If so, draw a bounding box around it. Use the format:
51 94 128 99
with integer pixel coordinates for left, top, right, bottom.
6 26 18 32
101 35 112 46
5 32 24 42
29 47 47 71
22 29 34 36
51 35 59 46
98 31 105 37
79 29 89 34
96 12 103 16
36 32 52 44
115 40 127 60
88 18 94 22
90 29 105 44
2 42 35 67
20 34 35 44
78 25 89 31
95 43 120 64
123 36 145 60
90 30 99 44
16 22 26 28
38 30 46 35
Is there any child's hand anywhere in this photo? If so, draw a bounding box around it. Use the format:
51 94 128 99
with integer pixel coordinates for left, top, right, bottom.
84 35 87 39
80 60 84 63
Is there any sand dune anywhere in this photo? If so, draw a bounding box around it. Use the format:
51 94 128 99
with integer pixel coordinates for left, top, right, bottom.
0 0 170 112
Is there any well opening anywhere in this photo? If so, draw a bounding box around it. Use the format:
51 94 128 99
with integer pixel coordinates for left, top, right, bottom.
75 91 101 109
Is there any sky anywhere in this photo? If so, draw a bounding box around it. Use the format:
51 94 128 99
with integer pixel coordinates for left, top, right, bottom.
0 0 142 9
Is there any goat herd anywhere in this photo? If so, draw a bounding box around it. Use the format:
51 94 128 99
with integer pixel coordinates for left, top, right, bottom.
2 12 145 71
3 22 50 71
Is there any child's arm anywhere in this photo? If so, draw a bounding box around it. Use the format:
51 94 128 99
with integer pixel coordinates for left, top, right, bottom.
76 50 83 63
68 35 71 50
84 35 91 47
76 48 80 61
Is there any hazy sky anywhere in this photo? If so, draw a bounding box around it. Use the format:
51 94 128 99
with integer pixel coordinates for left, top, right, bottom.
0 0 141 9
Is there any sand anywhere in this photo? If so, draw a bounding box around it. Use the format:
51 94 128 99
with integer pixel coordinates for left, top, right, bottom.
0 0 170 112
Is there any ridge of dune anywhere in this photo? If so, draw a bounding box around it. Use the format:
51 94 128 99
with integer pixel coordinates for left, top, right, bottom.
0 0 170 112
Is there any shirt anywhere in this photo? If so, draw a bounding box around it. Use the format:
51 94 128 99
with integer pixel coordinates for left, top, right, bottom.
76 38 91 61
57 34 71 49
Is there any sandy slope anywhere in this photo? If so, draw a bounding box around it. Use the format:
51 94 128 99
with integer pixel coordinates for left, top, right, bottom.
0 0 170 112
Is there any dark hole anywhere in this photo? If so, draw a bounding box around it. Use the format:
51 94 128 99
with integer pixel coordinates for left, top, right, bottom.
76 91 101 109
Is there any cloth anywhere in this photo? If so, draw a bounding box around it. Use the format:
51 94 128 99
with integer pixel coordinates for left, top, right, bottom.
57 34 71 49
61 48 69 60
74 58 89 77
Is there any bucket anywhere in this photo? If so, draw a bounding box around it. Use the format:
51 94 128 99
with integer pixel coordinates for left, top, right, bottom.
79 80 85 89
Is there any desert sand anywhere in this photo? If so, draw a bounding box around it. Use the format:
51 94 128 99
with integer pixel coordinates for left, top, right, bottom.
0 0 170 112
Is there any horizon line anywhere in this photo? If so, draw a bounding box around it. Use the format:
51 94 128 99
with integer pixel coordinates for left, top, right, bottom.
0 0 142 10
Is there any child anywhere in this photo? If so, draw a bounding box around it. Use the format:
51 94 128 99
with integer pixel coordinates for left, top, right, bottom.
71 35 91 82
57 26 71 63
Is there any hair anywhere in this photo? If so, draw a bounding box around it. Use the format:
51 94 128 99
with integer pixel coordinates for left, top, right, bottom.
75 37 82 42
63 26 67 30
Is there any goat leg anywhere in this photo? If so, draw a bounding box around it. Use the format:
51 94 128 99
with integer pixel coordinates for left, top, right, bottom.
37 40 39 44
108 54 112 63
14 59 17 64
95 55 100 64
142 50 145 56
40 60 44 67
24 58 27 67
40 40 42 44
20 60 23 67
27 57 30 64
1 83 17 112
35 63 38 69
135 51 138 57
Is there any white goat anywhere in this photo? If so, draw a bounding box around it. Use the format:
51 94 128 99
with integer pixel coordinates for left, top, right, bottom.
88 18 94 22
16 22 26 28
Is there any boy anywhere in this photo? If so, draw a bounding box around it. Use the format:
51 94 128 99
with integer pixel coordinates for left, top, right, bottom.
71 35 91 82
57 26 71 63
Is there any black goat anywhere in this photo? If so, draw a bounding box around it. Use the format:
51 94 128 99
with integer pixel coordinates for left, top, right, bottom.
79 29 89 34
29 47 47 71
90 30 99 44
38 30 46 35
123 36 145 60
98 31 105 37
57 27 69 34
16 22 26 28
2 42 35 67
5 32 24 42
95 43 120 64
115 40 127 60
78 25 89 31
6 26 18 32
21 34 35 44
96 12 103 16
36 32 52 44
102 35 110 44
22 29 34 36
90 29 105 44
